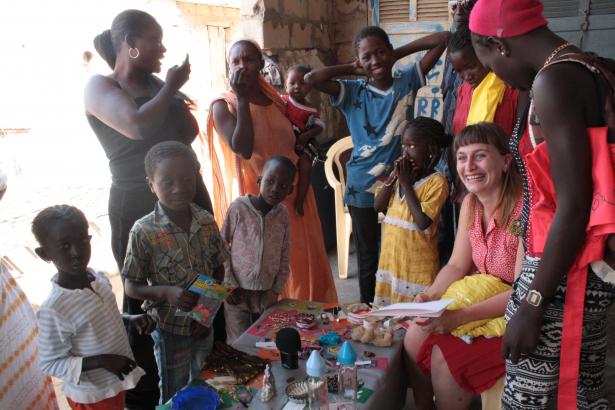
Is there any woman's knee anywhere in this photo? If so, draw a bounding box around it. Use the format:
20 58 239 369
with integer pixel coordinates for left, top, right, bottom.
403 323 428 360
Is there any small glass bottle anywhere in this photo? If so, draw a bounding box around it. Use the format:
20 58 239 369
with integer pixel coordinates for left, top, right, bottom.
337 341 358 410
307 350 329 410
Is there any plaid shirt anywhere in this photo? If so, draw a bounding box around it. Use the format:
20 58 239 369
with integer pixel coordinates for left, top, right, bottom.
122 202 229 336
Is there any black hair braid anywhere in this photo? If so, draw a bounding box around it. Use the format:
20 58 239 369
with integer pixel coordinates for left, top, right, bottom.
407 116 452 150
93 9 156 70
93 29 116 69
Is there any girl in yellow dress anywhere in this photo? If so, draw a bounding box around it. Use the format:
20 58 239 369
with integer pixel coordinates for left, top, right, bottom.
373 117 449 305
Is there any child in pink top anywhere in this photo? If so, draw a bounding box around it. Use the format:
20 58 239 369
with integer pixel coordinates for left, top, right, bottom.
282 64 326 215
221 157 296 343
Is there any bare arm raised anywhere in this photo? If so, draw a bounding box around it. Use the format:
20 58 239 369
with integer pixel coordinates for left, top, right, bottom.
393 31 450 75
84 56 191 140
211 68 260 159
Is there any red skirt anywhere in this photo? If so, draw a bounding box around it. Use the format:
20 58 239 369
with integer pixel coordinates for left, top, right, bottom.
416 334 504 394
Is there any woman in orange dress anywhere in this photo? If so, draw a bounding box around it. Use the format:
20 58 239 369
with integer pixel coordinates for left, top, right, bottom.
207 40 337 304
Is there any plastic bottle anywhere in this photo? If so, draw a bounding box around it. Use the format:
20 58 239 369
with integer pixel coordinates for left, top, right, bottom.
306 350 329 409
337 340 358 409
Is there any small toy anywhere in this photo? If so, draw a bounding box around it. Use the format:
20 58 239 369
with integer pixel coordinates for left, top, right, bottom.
351 319 394 347
296 313 316 329
318 331 341 346
320 312 330 325
260 364 276 402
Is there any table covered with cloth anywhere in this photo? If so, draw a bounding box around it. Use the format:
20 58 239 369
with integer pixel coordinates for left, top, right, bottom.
231 299 408 409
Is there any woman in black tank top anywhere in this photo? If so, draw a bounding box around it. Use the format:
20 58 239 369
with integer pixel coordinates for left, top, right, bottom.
85 10 213 409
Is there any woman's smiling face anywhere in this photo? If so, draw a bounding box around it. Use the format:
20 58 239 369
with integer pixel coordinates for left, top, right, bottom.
456 143 510 196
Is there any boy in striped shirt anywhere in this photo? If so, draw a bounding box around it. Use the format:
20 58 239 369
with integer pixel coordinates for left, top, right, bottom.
34 205 151 410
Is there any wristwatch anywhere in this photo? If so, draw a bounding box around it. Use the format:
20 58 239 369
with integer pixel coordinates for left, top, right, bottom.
526 289 544 307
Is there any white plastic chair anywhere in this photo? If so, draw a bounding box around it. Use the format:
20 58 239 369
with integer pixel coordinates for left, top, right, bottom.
324 136 354 279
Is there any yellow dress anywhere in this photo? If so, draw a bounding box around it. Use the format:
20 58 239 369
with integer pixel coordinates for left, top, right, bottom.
373 172 448 305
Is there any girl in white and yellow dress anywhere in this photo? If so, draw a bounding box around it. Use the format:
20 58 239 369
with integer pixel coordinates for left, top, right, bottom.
373 117 449 305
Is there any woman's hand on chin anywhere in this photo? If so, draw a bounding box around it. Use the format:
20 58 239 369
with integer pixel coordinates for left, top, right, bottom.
415 310 462 334
230 68 252 98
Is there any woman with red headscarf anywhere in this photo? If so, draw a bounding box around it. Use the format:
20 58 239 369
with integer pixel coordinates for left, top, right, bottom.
470 1 615 408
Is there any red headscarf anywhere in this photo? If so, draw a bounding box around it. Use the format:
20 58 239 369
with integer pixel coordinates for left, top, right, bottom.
469 0 548 38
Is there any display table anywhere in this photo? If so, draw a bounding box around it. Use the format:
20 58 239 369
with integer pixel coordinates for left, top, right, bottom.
230 299 408 409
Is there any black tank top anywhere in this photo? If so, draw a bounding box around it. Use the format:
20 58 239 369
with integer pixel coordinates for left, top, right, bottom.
87 82 199 191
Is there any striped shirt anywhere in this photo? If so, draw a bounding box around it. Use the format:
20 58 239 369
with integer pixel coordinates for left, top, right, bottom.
122 202 229 336
0 261 58 410
37 269 144 404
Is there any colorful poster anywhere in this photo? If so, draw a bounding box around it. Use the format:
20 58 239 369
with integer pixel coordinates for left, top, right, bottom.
184 274 237 327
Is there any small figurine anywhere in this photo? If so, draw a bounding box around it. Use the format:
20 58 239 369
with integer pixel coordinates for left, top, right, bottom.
351 319 394 347
260 363 276 402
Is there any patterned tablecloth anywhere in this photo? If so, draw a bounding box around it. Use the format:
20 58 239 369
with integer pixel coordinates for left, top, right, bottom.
229 299 408 410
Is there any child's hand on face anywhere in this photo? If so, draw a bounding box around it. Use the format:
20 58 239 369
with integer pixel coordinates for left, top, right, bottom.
130 314 155 335
190 320 211 339
99 354 137 380
352 60 366 76
165 286 198 311
396 156 418 188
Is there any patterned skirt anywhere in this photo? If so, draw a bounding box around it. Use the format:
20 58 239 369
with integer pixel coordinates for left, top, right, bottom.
502 256 615 409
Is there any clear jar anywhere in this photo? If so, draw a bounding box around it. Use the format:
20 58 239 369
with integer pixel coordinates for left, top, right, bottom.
337 363 357 409
307 375 329 409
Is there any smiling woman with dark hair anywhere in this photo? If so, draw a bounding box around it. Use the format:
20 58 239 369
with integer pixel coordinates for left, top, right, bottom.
84 10 213 409
404 122 523 410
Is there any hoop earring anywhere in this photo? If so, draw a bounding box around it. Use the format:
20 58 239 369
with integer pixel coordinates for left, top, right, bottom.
129 47 140 59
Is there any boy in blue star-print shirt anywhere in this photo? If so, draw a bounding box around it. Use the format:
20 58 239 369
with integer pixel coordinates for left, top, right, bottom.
306 27 449 303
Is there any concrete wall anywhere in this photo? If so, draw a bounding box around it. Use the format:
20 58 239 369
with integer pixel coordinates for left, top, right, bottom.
334 0 369 64
240 0 369 143
176 2 241 104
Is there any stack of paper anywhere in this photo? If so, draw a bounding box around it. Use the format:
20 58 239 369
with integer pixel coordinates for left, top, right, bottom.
367 299 454 318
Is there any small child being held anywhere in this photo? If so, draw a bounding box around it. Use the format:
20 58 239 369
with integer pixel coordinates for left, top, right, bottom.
373 117 450 305
222 156 295 343
282 64 326 216
123 141 229 403
34 205 150 410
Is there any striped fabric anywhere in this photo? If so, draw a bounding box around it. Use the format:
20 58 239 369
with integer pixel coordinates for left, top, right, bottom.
37 269 144 404
0 262 58 410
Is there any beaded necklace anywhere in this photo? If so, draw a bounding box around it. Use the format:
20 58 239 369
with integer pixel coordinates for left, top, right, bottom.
514 43 576 253
509 108 532 252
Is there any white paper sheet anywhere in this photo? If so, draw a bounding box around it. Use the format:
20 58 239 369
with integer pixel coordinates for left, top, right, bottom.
367 299 454 318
